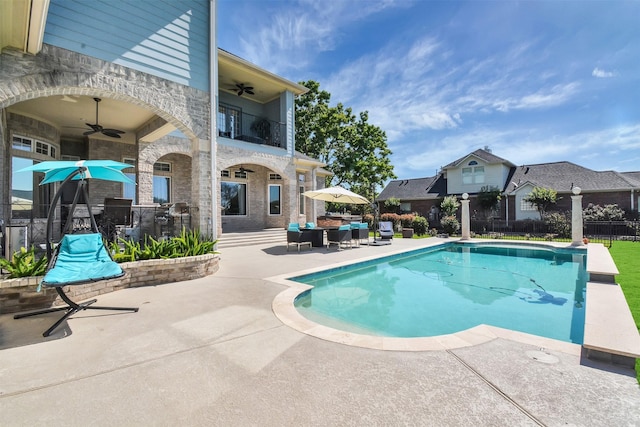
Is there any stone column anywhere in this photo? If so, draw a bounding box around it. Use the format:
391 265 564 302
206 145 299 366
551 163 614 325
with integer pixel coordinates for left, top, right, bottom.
461 193 471 240
571 187 584 246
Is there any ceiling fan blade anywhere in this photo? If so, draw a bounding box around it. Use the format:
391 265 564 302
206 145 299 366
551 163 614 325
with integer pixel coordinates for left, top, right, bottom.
83 129 98 136
102 130 122 138
85 123 102 131
103 128 125 135
245 89 255 95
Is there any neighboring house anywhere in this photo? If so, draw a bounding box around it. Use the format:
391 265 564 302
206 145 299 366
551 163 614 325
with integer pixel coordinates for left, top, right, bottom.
378 148 640 222
0 0 328 248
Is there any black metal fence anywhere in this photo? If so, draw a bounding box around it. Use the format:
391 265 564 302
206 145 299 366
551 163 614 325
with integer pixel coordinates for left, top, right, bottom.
469 219 639 247
1 204 194 258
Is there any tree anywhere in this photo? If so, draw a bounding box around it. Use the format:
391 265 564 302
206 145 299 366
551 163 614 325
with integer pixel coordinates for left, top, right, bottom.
477 186 502 219
524 187 559 217
295 80 396 203
440 195 460 217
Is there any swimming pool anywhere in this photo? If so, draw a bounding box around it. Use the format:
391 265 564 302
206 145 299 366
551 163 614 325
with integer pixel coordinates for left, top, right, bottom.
291 242 588 344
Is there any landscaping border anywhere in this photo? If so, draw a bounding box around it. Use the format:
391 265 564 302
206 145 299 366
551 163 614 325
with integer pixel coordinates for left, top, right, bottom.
0 254 219 314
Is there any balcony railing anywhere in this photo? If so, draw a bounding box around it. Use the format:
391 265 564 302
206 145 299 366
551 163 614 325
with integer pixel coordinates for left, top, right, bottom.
218 106 286 149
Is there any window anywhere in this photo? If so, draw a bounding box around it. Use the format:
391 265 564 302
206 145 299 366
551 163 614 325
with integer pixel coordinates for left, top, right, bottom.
11 157 51 218
234 170 247 179
13 135 56 157
474 166 485 183
299 185 305 215
269 185 281 215
221 170 230 178
400 202 412 213
221 182 247 215
154 162 171 172
298 174 305 215
269 173 282 180
12 136 31 151
36 141 49 155
152 161 171 204
153 176 171 204
462 165 484 184
520 198 537 211
218 103 241 138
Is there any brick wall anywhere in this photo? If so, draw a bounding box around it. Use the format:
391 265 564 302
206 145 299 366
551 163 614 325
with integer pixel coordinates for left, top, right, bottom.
0 254 219 314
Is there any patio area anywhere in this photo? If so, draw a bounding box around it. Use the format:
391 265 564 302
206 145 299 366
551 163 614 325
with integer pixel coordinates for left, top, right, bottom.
1 237 639 425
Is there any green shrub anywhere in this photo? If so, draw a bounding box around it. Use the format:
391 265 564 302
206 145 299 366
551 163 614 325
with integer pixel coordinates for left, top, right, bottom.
543 212 570 238
411 215 429 236
583 203 625 221
440 215 460 235
109 228 217 263
399 213 416 228
0 246 48 278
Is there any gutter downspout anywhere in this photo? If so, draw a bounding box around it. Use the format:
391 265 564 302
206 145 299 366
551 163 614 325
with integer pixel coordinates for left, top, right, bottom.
209 0 218 240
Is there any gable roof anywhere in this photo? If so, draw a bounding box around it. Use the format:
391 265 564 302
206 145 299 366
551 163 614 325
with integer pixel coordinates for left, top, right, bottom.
619 171 640 187
443 148 515 169
377 175 445 201
506 162 639 193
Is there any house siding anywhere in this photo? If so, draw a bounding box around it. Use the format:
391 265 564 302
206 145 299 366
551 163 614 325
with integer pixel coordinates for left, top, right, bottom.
43 0 210 91
446 160 508 195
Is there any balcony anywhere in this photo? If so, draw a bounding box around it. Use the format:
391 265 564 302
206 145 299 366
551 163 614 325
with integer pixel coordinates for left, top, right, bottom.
218 104 286 150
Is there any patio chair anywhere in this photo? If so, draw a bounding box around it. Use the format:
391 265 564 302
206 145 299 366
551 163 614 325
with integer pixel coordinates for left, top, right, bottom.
327 225 353 250
378 221 394 240
287 223 312 252
351 222 370 246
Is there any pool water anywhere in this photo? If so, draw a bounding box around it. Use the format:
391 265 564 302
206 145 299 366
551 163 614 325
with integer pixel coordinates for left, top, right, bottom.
293 243 588 344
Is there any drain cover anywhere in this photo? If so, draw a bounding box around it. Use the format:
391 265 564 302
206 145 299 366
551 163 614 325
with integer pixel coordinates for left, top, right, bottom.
526 350 559 364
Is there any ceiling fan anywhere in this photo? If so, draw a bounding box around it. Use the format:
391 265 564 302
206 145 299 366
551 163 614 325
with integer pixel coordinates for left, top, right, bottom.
234 83 254 97
238 165 254 173
84 97 125 138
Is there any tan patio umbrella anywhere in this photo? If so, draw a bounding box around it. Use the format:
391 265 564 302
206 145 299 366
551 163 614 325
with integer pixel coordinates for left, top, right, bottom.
303 186 370 205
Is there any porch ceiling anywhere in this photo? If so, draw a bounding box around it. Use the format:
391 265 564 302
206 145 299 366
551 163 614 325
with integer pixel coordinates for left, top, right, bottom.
218 49 308 104
7 96 157 144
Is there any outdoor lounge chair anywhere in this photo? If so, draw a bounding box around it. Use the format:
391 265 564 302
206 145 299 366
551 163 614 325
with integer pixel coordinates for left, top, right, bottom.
327 225 353 250
378 221 394 240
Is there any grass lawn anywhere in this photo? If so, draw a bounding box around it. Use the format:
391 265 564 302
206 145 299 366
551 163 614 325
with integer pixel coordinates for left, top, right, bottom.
608 241 640 381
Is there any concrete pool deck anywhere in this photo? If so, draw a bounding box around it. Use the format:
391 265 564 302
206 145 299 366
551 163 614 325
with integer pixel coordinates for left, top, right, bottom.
1 237 639 425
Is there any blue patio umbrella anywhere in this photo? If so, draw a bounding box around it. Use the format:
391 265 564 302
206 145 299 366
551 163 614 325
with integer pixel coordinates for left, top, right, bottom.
17 160 135 184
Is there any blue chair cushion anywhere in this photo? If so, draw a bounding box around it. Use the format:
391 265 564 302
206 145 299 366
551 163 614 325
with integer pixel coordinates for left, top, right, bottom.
305 222 315 229
338 224 351 231
288 223 300 231
359 223 368 229
350 222 360 229
43 233 123 287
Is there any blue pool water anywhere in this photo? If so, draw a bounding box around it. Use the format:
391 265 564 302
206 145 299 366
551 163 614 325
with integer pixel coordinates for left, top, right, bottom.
293 243 588 344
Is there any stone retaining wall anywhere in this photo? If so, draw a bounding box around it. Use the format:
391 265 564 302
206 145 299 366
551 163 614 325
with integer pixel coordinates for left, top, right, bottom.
0 254 219 314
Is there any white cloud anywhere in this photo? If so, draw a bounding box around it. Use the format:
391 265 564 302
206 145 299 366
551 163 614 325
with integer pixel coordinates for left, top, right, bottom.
592 67 616 78
391 123 640 179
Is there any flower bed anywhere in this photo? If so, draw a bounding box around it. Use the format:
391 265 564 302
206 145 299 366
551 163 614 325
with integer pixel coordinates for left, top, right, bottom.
0 254 219 314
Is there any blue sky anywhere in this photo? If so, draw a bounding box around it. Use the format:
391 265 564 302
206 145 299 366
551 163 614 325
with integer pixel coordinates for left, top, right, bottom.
217 0 640 180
